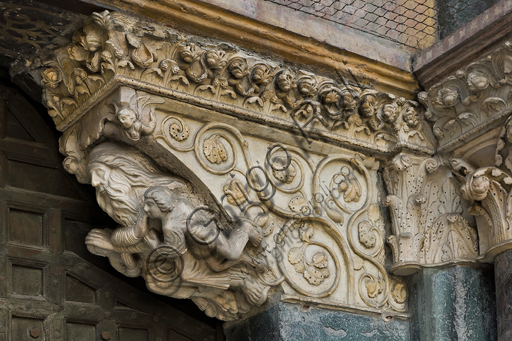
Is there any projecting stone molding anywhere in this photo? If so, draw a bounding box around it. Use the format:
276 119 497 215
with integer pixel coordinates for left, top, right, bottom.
39 10 498 320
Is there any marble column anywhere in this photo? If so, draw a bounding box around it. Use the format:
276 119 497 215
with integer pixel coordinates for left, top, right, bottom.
409 266 496 341
495 249 512 341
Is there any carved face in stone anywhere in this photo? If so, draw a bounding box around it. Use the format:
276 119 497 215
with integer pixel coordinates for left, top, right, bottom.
297 77 317 97
276 72 292 92
471 176 490 196
87 143 183 226
229 58 248 79
467 71 489 91
403 107 419 127
359 94 376 118
82 25 102 52
89 162 111 193
144 198 164 219
436 87 459 107
341 91 357 111
382 103 399 123
116 108 137 129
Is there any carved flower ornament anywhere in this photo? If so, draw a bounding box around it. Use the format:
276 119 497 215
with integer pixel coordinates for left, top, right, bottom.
41 68 62 88
271 155 296 184
203 134 228 164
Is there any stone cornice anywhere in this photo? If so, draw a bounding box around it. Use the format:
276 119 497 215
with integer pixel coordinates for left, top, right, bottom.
86 0 419 98
41 11 434 157
414 0 512 89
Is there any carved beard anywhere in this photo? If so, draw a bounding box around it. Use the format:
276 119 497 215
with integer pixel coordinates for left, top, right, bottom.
95 169 142 227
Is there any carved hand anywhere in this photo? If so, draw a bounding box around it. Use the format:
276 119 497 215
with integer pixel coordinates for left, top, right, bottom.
85 228 115 252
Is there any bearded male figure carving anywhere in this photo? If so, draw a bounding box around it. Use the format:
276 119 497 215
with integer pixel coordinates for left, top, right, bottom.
84 142 270 320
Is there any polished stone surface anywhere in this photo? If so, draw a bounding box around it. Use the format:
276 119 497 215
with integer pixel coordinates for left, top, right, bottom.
224 302 409 341
495 249 512 341
409 266 496 341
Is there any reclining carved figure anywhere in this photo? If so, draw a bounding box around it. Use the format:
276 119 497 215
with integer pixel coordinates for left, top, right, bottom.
84 142 269 320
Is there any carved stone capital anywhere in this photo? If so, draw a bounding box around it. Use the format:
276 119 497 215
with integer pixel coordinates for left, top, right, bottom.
383 153 478 275
420 40 512 263
454 131 512 261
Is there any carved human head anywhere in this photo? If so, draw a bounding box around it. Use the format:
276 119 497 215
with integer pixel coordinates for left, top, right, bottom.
87 143 183 225
435 87 459 107
116 107 138 129
382 103 399 123
470 175 490 200
228 57 248 79
359 93 377 118
467 71 489 91
143 186 179 219
297 76 317 97
403 107 419 127
276 71 292 92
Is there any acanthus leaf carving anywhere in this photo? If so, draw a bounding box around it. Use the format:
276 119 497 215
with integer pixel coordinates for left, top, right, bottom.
383 153 478 274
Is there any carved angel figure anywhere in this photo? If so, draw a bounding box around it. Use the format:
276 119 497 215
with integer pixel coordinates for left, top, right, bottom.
114 105 156 141
142 186 266 272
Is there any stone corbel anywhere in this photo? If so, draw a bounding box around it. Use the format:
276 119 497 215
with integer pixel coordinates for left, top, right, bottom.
383 153 478 275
